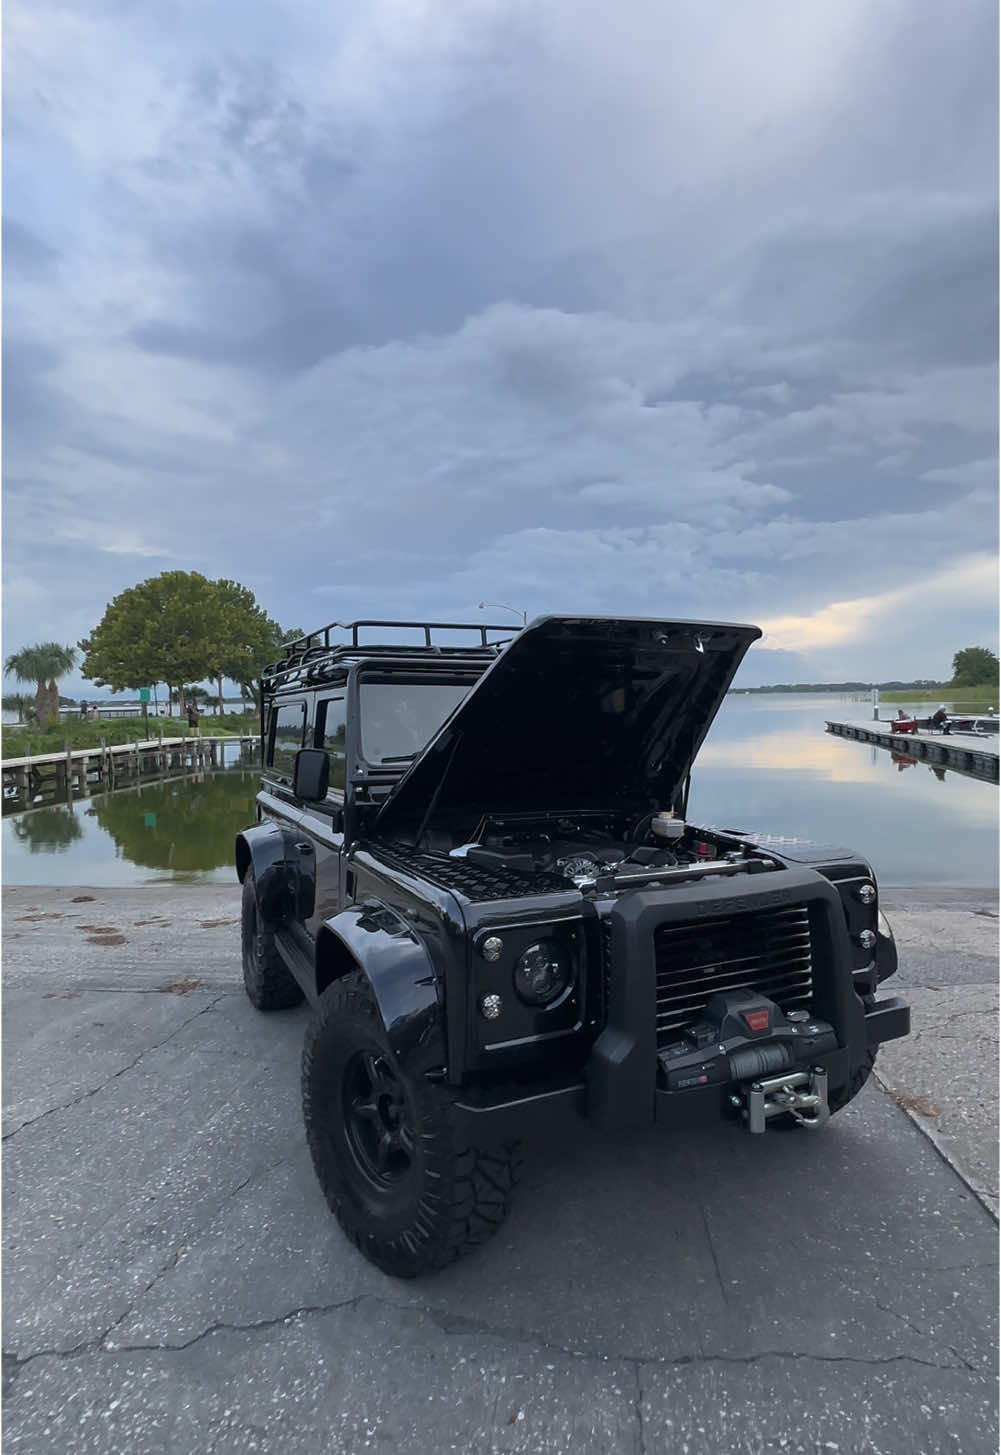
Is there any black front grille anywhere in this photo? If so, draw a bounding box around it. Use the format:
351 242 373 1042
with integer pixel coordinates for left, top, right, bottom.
653 905 813 1045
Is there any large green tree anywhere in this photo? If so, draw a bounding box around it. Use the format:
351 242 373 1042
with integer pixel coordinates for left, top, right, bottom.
79 572 221 715
203 578 289 714
79 570 297 715
3 642 77 727
221 616 304 712
950 646 999 688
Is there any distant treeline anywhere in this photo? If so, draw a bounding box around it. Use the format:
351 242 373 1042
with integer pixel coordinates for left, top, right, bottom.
730 681 943 694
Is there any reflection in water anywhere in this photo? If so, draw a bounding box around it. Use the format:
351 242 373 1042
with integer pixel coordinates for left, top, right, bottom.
699 728 878 783
2 697 997 888
10 805 84 852
86 773 259 872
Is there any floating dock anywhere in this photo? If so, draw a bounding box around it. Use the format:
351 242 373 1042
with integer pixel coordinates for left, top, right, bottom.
826 721 999 784
2 734 261 804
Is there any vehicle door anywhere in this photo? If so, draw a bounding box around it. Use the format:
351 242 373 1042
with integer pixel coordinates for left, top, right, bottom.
301 687 348 939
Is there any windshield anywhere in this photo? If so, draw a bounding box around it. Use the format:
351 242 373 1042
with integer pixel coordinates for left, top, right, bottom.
359 681 471 763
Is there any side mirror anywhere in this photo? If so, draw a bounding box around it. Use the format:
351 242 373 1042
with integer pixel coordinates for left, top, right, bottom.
293 748 330 802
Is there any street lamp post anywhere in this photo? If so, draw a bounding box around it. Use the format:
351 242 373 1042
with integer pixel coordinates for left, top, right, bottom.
477 602 527 626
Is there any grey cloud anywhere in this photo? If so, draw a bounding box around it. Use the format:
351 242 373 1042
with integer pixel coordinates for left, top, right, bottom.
2 0 997 680
2 220 59 276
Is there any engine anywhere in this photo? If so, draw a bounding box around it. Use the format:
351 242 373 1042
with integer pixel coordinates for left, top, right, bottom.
448 812 772 889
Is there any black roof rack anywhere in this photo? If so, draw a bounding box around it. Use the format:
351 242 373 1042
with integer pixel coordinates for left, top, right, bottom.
261 618 520 693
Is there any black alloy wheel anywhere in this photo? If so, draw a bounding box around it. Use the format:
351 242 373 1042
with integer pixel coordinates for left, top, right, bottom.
342 1050 415 1192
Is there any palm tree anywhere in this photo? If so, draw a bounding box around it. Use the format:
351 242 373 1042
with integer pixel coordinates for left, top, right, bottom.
3 642 77 727
2 693 36 724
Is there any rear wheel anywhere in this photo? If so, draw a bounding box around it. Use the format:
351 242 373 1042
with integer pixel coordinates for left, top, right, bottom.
302 971 521 1277
241 868 303 1010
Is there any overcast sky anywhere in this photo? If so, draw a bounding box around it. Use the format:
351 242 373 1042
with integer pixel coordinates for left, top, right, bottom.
3 0 998 695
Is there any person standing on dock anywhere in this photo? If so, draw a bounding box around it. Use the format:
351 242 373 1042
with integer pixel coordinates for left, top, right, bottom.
186 699 201 737
930 706 951 735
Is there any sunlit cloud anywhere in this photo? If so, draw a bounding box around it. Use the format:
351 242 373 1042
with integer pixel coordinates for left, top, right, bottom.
758 554 998 656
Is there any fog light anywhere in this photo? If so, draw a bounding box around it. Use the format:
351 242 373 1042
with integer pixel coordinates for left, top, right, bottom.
480 993 503 1020
481 936 504 962
858 929 877 951
857 883 877 905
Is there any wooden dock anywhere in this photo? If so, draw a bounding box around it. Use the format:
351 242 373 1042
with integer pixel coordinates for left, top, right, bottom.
2 734 261 804
826 720 999 783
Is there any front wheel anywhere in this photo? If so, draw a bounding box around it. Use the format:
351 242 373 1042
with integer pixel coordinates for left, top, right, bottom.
302 972 521 1277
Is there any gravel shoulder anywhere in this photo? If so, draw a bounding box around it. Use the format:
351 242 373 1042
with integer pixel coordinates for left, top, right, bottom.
3 883 997 1454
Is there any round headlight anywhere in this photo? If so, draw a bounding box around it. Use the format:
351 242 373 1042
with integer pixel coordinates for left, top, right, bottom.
513 939 573 1007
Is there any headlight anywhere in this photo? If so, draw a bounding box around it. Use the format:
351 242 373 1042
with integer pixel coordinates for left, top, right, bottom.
513 939 573 1006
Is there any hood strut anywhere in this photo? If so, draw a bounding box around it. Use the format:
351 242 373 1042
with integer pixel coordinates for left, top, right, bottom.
415 731 463 848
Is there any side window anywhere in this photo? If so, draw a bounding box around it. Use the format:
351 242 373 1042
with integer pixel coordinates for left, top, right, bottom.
268 701 306 777
315 697 346 791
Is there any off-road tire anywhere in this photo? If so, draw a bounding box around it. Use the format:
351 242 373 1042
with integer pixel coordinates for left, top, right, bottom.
241 869 304 1011
302 971 521 1277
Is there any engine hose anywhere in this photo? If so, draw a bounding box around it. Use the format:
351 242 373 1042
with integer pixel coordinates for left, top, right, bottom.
629 810 657 841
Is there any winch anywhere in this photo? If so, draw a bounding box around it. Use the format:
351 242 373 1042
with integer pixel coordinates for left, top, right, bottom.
656 990 839 1131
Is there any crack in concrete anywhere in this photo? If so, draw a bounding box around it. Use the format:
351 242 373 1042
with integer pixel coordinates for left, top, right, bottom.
29 986 242 997
4 1290 982 1389
868 1295 979 1372
699 1201 730 1308
633 1364 647 1455
104 1147 299 1345
2 994 230 1143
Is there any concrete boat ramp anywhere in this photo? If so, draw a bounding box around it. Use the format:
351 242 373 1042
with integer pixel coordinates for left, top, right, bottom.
826 719 999 783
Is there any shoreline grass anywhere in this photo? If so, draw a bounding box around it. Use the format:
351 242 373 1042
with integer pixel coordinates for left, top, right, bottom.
2 712 259 760
880 687 998 709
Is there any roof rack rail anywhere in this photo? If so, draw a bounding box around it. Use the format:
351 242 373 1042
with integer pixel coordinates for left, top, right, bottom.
284 618 520 653
261 618 520 692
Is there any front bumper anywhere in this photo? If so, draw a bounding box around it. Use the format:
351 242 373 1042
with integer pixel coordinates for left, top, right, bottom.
450 993 909 1141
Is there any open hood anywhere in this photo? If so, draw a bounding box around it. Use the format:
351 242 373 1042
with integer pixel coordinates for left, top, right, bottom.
374 615 761 841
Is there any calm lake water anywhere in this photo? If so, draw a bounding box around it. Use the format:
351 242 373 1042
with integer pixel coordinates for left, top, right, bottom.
2 694 997 887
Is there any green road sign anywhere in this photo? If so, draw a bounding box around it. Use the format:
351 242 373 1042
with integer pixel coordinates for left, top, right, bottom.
139 688 151 703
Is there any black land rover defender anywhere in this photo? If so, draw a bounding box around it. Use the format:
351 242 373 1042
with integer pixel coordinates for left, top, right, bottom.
236 616 909 1277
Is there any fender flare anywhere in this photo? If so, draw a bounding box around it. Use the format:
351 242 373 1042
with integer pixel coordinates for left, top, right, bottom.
316 902 445 1075
235 822 301 928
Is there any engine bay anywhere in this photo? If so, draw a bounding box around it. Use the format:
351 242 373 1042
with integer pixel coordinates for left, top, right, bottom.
446 811 777 890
